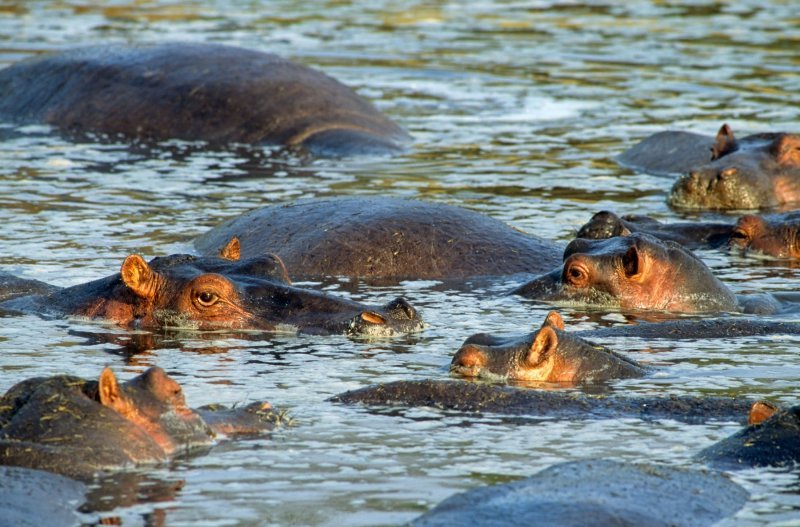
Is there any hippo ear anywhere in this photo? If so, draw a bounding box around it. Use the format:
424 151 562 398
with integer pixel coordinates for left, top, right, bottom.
710 124 738 161
219 237 241 261
98 367 123 408
528 326 558 366
542 311 565 330
772 135 800 167
621 245 642 279
120 255 159 300
748 401 779 425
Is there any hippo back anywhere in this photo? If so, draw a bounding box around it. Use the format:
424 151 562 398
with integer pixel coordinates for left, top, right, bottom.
0 42 409 154
194 197 563 281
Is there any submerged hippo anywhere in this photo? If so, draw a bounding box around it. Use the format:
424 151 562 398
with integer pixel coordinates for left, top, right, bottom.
512 233 779 314
331 379 757 424
194 197 563 282
698 403 800 469
0 244 423 336
618 124 800 210
409 459 748 527
450 311 646 383
0 367 278 480
578 210 800 259
0 42 410 156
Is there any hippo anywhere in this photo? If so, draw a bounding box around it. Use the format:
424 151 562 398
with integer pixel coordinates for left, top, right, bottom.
0 366 278 480
0 244 423 336
409 460 748 527
577 210 733 250
617 124 800 210
578 210 800 259
1 467 88 527
450 311 646 383
697 403 800 469
331 380 757 424
0 42 410 156
193 197 563 283
512 233 781 314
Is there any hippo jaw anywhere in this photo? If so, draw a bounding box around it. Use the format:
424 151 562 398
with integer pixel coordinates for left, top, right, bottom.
239 282 425 337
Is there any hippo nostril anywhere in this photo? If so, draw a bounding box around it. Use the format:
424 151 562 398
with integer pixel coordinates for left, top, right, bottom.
361 312 387 325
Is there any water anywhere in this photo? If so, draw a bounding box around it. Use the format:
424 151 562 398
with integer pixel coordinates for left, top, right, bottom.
1 1 799 525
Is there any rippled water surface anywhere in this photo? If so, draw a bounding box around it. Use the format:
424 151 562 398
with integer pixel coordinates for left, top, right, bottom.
1 1 800 525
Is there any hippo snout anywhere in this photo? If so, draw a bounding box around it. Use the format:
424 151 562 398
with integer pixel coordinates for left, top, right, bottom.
383 297 417 320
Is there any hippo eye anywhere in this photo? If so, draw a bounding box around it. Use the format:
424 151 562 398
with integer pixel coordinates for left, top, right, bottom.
195 291 219 307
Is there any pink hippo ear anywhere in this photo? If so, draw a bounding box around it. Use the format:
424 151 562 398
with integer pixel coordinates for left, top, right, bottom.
219 237 241 261
120 255 160 300
528 325 558 366
748 401 779 425
542 311 565 330
98 367 124 409
772 134 800 167
711 123 738 161
622 245 642 279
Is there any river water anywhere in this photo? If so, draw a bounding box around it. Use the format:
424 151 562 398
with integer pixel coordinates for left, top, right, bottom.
0 1 799 525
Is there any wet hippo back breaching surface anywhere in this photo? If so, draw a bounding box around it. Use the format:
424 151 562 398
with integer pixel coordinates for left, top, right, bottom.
194 197 564 282
0 42 410 156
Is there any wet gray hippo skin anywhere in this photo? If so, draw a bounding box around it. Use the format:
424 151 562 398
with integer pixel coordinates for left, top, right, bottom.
617 124 800 210
194 197 564 282
409 460 748 527
0 42 410 156
0 367 278 481
0 467 87 527
578 210 800 258
0 250 423 337
331 380 755 424
451 311 646 383
511 233 772 314
698 404 800 469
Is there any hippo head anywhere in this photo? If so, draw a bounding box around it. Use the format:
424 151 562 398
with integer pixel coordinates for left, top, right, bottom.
728 214 800 259
576 211 631 240
669 124 800 210
513 233 738 314
56 239 424 336
99 367 214 455
450 311 644 383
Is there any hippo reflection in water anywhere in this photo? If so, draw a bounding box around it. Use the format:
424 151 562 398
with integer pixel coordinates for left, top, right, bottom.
0 367 279 480
194 197 563 283
0 42 410 156
578 209 800 260
0 241 423 337
618 123 800 210
512 233 783 315
450 311 646 384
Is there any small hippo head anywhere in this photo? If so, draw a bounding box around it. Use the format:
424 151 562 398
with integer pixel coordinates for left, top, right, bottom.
54 239 424 336
728 214 800 259
576 211 631 240
513 233 738 314
99 367 214 455
450 311 644 383
669 124 800 210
